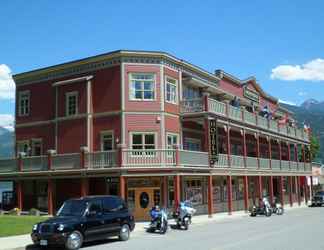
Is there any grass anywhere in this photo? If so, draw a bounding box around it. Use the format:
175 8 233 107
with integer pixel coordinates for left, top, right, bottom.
0 215 47 237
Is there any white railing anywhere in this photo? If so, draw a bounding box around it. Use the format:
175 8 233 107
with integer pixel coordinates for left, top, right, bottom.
22 156 48 171
52 153 80 170
280 160 290 170
287 127 296 137
87 151 117 168
258 116 268 129
179 150 209 167
180 99 204 113
208 99 226 116
214 154 229 168
230 155 245 168
290 161 298 171
269 120 278 132
279 125 287 135
123 149 176 167
259 158 270 169
228 106 243 121
246 157 258 169
271 159 281 170
305 163 311 172
244 111 257 125
0 158 17 172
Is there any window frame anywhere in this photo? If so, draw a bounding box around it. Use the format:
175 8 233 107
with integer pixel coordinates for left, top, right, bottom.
16 140 30 156
31 138 43 156
129 73 156 101
100 130 114 151
18 90 30 117
65 91 78 117
165 76 178 104
166 133 179 149
130 132 157 156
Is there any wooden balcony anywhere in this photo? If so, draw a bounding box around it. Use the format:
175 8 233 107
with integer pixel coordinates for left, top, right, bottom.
181 98 309 142
0 149 312 174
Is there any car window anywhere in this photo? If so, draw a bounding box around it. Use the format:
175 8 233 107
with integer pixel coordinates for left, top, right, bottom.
103 197 126 212
57 200 87 216
88 199 103 214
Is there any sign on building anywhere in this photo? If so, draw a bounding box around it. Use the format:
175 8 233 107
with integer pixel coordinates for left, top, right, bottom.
209 119 218 165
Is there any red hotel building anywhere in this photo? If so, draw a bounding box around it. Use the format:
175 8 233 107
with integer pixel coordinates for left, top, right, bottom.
0 50 312 220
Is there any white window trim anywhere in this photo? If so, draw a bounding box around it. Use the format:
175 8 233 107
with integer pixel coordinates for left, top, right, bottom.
166 132 179 148
165 76 178 104
129 132 157 149
65 91 78 117
18 90 30 117
129 73 156 101
16 140 30 156
100 130 114 151
31 138 43 156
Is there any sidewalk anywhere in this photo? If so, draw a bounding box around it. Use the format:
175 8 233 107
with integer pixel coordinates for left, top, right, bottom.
0 204 308 250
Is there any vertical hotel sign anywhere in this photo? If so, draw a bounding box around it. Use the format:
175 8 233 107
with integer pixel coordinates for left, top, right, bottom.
209 119 218 164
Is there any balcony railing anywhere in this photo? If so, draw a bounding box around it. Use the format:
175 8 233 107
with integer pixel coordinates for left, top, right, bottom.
0 158 17 172
181 98 309 142
179 150 209 167
22 156 47 171
86 151 117 169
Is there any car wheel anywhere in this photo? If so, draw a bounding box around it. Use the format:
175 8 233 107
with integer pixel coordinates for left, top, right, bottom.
65 231 83 250
119 224 130 241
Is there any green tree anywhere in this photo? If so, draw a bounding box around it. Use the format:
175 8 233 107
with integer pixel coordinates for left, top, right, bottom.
310 135 320 161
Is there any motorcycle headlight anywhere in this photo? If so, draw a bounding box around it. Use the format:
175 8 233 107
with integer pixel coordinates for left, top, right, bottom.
57 224 65 231
32 224 38 231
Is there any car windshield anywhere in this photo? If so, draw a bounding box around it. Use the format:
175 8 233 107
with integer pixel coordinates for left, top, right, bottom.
57 200 87 217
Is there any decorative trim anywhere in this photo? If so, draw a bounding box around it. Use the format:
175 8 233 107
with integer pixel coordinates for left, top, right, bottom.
52 75 93 87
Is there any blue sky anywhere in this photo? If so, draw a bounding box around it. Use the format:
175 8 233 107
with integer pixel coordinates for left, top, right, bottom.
1 0 324 127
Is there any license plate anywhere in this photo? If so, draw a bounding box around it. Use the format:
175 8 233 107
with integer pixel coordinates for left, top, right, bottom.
40 240 48 246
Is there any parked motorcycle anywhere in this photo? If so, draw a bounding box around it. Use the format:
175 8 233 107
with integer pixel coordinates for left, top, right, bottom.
173 201 196 230
147 206 168 234
250 197 272 217
271 197 284 215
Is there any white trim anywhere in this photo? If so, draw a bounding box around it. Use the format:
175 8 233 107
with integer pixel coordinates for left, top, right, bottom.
55 86 58 151
31 138 43 156
165 76 178 105
16 140 30 156
160 66 165 149
129 132 157 149
52 75 93 87
65 91 78 116
87 80 92 151
121 63 125 145
166 132 179 147
179 70 183 102
18 90 30 117
128 72 156 101
100 130 114 151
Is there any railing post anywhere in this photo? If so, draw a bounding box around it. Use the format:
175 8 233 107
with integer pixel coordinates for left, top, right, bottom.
47 149 55 171
117 144 125 168
18 152 25 172
175 145 180 166
203 92 210 112
80 146 89 169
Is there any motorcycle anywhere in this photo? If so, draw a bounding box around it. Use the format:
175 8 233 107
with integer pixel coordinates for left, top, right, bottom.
173 201 196 230
147 206 168 234
271 197 284 215
250 197 272 217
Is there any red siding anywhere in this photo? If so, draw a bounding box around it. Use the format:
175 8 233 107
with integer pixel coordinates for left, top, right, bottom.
165 115 180 133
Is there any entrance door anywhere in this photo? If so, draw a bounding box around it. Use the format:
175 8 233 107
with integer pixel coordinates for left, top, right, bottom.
134 188 155 221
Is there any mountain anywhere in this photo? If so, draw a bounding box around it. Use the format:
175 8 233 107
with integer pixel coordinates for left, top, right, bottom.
281 99 324 163
0 127 14 158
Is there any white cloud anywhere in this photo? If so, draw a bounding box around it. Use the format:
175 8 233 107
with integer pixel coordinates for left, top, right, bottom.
279 99 297 106
0 64 15 100
271 58 324 81
0 114 14 131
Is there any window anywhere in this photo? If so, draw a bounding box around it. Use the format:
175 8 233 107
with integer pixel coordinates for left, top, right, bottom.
101 131 114 151
103 197 125 213
167 133 178 149
129 73 155 100
184 138 201 151
31 139 42 156
88 199 103 214
131 133 155 150
17 141 30 156
65 92 78 116
18 91 30 116
165 77 177 104
182 85 201 100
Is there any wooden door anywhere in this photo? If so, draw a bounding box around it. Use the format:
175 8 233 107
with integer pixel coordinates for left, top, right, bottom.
134 188 155 221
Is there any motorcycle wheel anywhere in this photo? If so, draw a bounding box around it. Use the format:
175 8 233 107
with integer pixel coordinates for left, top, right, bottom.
250 212 257 217
265 209 271 217
277 208 284 215
160 221 168 234
184 220 189 230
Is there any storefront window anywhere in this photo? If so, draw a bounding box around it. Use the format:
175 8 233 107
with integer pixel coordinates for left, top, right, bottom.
184 179 203 205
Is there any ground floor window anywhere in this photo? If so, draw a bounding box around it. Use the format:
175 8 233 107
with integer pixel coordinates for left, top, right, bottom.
184 178 204 205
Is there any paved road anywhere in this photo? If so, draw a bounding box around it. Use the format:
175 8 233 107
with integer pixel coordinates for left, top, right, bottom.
24 207 324 250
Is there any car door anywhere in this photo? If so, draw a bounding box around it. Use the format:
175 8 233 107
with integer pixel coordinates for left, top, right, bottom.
83 199 106 241
102 197 123 235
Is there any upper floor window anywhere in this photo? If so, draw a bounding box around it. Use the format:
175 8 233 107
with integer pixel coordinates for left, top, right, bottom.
165 77 178 104
183 85 201 100
184 138 201 151
31 139 42 156
17 140 30 156
131 133 155 150
66 91 78 116
129 73 155 101
101 131 114 151
18 91 30 116
167 133 178 149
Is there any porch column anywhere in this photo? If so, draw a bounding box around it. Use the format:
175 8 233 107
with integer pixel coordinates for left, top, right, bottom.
297 176 301 206
119 176 126 200
310 176 313 201
268 137 272 169
174 175 181 209
47 179 54 215
289 176 293 207
278 141 282 168
256 134 260 169
258 176 263 206
269 176 274 204
81 178 89 197
207 175 213 217
227 175 233 215
287 143 290 168
243 130 247 168
226 126 231 167
302 144 306 171
16 180 23 211
80 146 88 169
304 176 309 205
162 176 168 208
243 175 249 212
279 176 284 207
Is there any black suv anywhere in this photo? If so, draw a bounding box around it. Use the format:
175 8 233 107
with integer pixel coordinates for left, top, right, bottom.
31 195 135 250
312 191 324 207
